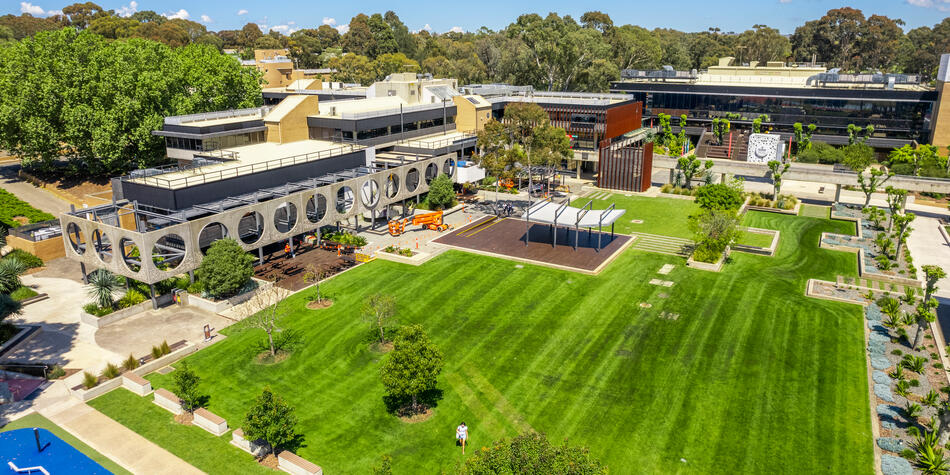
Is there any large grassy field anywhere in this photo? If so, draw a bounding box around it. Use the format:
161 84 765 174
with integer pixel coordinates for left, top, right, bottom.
91 210 871 474
571 194 699 238
1 413 130 475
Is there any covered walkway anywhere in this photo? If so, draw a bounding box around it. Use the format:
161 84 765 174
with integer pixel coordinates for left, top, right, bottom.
522 200 626 251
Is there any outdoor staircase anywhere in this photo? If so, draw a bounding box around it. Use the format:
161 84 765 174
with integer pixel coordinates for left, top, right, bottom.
630 232 693 257
697 131 749 160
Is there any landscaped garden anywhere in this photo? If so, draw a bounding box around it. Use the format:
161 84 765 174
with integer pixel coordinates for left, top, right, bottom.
90 209 872 473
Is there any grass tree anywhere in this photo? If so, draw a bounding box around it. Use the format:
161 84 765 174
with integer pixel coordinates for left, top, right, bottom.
766 160 790 199
243 387 300 457
892 212 915 260
86 268 122 309
0 256 26 294
172 360 203 413
676 155 713 190
362 293 396 345
856 167 894 207
380 324 443 414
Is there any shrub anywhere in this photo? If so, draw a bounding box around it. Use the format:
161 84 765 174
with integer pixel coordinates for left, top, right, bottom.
900 448 917 460
116 289 146 309
160 340 171 355
122 354 139 371
695 184 743 211
842 143 874 171
891 349 903 356
905 402 922 419
924 389 940 407
101 363 120 379
186 280 205 295
47 365 65 379
890 365 905 380
660 183 674 193
151 345 163 360
3 249 43 268
896 380 910 397
82 303 113 317
196 239 255 299
902 354 927 374
82 371 98 389
909 378 921 387
797 141 844 164
0 188 56 228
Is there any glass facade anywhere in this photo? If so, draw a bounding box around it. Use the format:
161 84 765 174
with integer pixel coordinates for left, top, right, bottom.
328 117 457 143
165 131 265 152
628 91 934 141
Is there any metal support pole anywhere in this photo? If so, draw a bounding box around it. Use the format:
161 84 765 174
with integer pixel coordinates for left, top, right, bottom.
371 209 377 230
149 284 158 309
80 262 88 284
552 223 556 248
574 223 579 251
288 237 294 257
258 246 264 263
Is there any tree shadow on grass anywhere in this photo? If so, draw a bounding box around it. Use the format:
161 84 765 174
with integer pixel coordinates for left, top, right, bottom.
383 387 444 416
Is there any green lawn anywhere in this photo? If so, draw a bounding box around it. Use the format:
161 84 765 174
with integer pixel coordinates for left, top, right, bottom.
736 230 775 248
571 194 699 238
88 390 268 474
92 210 871 474
1 413 130 475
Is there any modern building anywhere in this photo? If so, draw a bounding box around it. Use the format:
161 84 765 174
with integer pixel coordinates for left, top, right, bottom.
611 57 941 150
242 49 336 89
63 73 653 292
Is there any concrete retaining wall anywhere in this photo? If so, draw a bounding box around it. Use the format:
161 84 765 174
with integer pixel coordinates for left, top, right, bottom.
80 300 153 329
687 247 729 272
278 451 323 475
153 388 182 415
187 279 269 313
194 408 228 436
121 372 152 396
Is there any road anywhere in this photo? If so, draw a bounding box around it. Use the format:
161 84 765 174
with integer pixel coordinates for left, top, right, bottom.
0 162 71 215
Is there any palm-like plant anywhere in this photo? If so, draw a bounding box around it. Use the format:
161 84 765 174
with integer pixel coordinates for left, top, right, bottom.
0 257 26 294
913 427 950 475
896 380 911 397
86 269 122 310
891 365 905 381
924 389 940 408
903 355 928 374
907 402 924 420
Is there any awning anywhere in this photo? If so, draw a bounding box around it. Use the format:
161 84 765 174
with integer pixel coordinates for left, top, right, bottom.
524 200 625 228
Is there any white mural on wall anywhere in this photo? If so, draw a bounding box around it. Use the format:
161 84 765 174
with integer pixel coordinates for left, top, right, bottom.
746 133 786 163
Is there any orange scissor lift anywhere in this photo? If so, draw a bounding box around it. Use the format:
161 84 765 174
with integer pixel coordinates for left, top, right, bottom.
388 210 449 236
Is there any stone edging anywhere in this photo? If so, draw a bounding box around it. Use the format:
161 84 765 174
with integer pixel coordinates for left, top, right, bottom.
733 227 779 257
803 279 870 307
686 247 729 272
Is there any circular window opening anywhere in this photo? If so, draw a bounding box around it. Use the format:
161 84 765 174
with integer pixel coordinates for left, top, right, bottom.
238 211 264 244
119 237 141 273
91 229 112 263
306 194 327 223
66 222 86 255
152 234 185 271
198 222 228 255
442 159 456 177
406 168 420 192
360 180 380 208
385 173 400 199
336 186 354 213
274 202 298 234
424 163 439 185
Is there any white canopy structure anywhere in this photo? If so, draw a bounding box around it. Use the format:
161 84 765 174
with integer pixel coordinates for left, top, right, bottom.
523 200 626 251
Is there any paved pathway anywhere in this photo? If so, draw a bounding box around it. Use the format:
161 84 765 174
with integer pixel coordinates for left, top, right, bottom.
36 386 202 475
0 162 71 214
907 216 950 298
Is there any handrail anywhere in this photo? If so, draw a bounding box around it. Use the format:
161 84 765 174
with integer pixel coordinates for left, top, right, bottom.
398 133 476 150
164 106 272 126
126 144 362 189
338 102 450 120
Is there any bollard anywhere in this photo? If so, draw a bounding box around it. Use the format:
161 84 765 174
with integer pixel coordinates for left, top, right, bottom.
416 238 419 250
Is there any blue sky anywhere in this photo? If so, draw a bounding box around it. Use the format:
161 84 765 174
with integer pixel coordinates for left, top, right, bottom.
8 1 950 35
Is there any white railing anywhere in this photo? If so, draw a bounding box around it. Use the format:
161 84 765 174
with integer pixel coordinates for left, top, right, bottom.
8 462 50 475
338 102 450 120
164 106 272 126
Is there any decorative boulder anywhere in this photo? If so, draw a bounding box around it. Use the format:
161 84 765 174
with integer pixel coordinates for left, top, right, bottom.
876 437 906 453
880 454 913 475
873 371 890 385
874 384 895 403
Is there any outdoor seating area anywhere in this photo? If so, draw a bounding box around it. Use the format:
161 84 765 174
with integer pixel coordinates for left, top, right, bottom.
254 245 358 291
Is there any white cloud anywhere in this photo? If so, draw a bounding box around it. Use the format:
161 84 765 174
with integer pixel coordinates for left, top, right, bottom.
200 14 212 23
269 24 297 34
778 0 792 3
116 1 138 17
237 9 248 15
163 9 190 20
448 26 464 33
20 2 46 15
907 0 950 10
335 24 350 35
322 17 336 26
417 24 432 33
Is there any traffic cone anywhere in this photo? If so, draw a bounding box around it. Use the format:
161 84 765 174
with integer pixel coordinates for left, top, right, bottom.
415 238 419 250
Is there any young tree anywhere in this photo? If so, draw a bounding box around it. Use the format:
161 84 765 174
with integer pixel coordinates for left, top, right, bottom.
243 387 300 457
792 122 816 158
889 144 938 177
766 160 791 198
85 268 122 309
464 431 607 474
362 293 397 345
856 167 894 207
923 265 947 302
892 212 915 260
380 324 443 414
0 257 26 294
689 209 741 263
172 360 203 413
426 174 455 210
913 299 938 350
241 286 288 357
842 143 874 172
501 103 572 202
475 120 517 204
301 264 327 304
676 155 713 190
711 118 730 145
885 186 908 232
196 238 255 299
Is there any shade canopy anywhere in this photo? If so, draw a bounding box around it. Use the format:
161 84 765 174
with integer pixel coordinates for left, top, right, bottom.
524 200 626 228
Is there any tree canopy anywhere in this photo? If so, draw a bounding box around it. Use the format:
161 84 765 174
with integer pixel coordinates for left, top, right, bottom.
195 239 255 299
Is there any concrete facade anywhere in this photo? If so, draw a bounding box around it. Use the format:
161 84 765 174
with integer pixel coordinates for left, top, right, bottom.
60 154 456 284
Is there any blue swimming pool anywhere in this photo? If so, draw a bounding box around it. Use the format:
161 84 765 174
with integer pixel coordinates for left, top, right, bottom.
1 428 110 474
